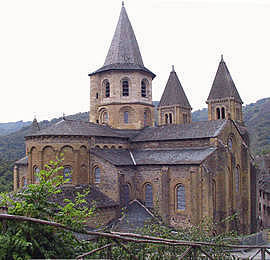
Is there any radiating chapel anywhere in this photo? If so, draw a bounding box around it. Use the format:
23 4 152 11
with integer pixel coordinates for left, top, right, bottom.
14 3 257 233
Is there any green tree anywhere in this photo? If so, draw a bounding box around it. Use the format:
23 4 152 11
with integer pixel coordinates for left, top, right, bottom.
0 158 95 259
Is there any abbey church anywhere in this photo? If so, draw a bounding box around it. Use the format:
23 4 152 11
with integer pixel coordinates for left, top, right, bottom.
14 4 257 233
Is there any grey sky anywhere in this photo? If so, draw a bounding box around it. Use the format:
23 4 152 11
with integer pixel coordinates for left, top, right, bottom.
0 0 269 122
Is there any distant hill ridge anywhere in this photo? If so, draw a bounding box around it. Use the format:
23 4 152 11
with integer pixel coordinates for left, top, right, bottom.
0 98 269 162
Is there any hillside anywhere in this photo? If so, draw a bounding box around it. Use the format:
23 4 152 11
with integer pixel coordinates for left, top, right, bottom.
0 98 269 192
0 120 31 136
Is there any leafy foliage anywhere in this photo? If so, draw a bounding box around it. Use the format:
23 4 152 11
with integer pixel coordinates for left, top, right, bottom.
0 159 95 259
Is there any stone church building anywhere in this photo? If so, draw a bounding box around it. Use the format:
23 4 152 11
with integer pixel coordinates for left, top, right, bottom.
14 3 257 233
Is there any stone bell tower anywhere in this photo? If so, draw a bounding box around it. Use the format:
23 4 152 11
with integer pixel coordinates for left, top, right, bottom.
206 55 243 123
158 66 192 125
88 2 156 130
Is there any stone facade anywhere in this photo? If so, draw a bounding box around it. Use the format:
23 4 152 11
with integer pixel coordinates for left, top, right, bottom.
13 3 256 233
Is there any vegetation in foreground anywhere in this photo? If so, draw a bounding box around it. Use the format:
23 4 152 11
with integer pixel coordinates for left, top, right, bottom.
0 159 239 259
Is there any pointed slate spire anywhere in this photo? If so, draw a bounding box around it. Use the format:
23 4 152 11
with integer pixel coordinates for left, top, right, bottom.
89 3 155 78
158 66 191 108
207 56 243 103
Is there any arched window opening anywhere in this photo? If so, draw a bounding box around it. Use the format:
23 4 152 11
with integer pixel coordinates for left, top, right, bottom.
34 166 40 183
96 93 99 99
176 184 186 210
165 114 168 124
22 177 27 187
102 111 108 124
122 80 129 96
94 167 101 183
216 107 221 119
221 107 226 119
105 81 110 98
63 166 72 183
124 111 129 124
183 113 188 124
145 183 153 208
141 80 147 97
235 166 240 193
122 184 130 206
169 113 173 124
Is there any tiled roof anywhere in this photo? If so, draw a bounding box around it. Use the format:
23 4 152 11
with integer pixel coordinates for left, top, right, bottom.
131 120 227 142
25 119 139 138
91 147 217 165
112 200 156 232
158 68 191 108
89 4 155 78
50 184 119 209
14 156 28 165
207 57 243 103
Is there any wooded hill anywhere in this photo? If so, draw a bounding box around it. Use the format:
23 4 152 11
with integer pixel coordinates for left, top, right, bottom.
0 98 269 192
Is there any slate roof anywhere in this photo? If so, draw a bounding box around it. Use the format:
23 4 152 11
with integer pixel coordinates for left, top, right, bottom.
14 156 28 165
207 56 243 103
112 200 157 232
50 184 119 209
158 68 191 108
131 120 227 142
91 147 217 165
89 4 155 78
25 119 139 138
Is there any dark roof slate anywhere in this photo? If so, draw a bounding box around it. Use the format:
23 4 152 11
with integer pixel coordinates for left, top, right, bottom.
158 69 191 108
112 200 156 232
25 119 139 138
89 4 155 78
50 184 118 209
91 147 217 165
131 120 227 142
207 57 243 103
15 156 28 165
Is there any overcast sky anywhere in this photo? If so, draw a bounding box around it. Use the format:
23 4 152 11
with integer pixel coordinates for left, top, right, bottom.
0 0 269 123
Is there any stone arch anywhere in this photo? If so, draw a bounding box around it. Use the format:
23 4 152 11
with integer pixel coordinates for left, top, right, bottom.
102 79 110 98
221 106 226 119
175 183 186 211
144 182 153 208
216 107 221 120
60 145 74 167
42 146 55 167
98 107 109 124
141 78 149 97
120 77 131 97
144 108 152 127
119 106 136 124
30 147 39 164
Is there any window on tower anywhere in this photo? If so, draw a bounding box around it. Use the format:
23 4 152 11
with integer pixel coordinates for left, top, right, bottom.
124 111 129 124
105 81 110 97
141 79 147 97
221 107 226 119
216 107 221 119
122 80 129 96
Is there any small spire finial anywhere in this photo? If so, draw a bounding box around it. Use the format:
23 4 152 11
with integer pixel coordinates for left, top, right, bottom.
62 113 66 120
122 1 124 6
221 54 224 62
172 65 175 72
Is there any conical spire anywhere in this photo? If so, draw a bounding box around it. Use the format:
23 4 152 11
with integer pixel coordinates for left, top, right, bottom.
89 4 155 78
207 56 243 103
104 3 143 66
158 67 191 108
29 117 40 134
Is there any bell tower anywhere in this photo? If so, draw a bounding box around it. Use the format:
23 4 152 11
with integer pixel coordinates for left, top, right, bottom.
158 66 192 125
88 2 156 130
206 56 243 123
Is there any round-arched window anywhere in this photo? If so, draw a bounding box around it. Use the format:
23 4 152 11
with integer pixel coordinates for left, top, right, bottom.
94 167 101 183
176 184 186 210
122 79 129 96
34 166 40 183
141 79 148 97
145 183 153 208
63 166 72 183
